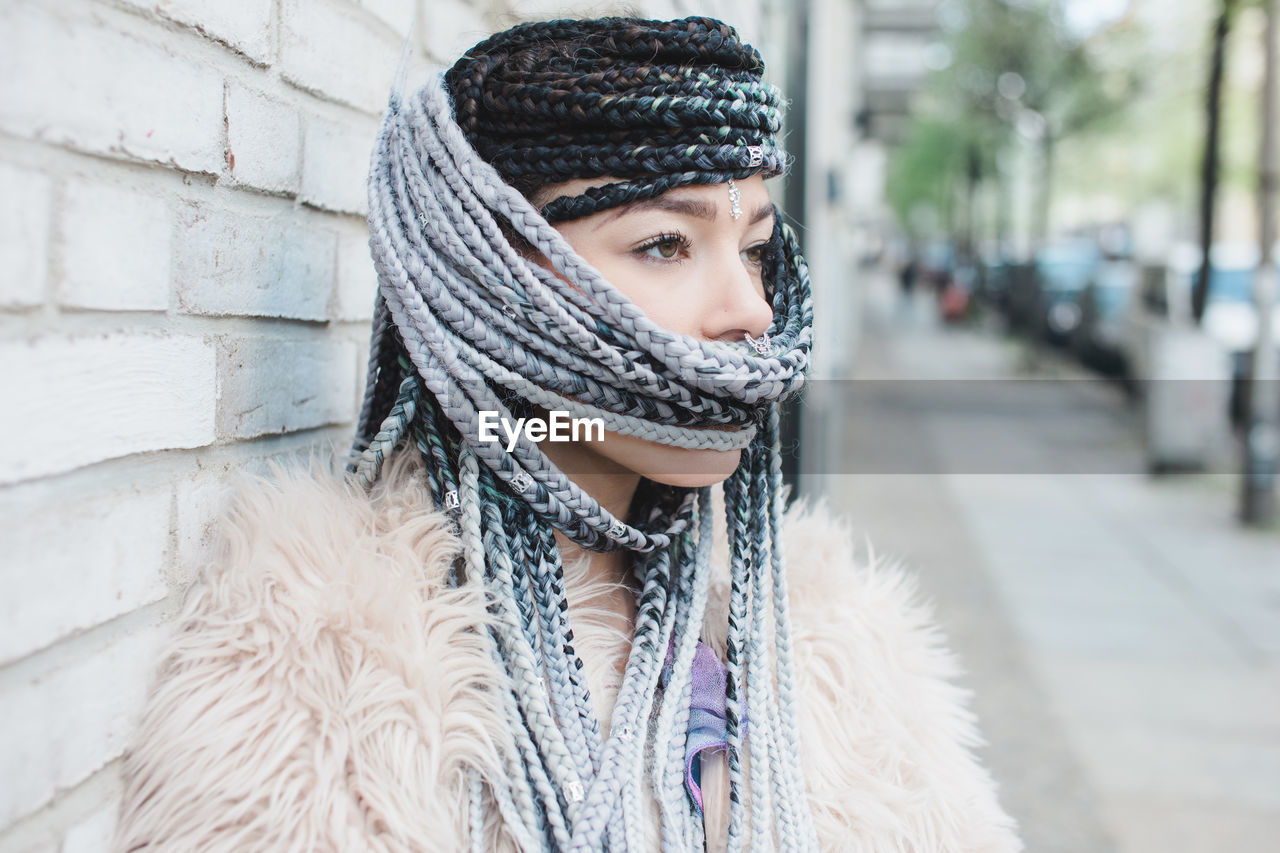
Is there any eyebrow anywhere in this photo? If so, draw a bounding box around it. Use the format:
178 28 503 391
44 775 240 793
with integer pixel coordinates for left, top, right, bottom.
599 195 776 227
748 202 776 225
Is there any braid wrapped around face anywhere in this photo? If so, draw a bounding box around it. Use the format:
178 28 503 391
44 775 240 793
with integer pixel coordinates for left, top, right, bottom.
350 16 818 852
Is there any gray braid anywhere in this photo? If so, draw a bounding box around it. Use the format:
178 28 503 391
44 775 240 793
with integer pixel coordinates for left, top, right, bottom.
351 58 818 850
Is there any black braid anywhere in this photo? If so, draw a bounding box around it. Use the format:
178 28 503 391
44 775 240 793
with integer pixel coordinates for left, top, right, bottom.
443 16 786 221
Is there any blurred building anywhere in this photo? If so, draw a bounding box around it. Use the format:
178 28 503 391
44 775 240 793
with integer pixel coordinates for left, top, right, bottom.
849 0 945 254
861 0 944 144
786 0 946 492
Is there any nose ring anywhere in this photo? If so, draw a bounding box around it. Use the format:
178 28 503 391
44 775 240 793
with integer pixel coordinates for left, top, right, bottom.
744 332 772 355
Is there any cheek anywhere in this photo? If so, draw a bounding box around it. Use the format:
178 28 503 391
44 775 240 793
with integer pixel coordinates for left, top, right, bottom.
591 261 704 337
634 296 704 338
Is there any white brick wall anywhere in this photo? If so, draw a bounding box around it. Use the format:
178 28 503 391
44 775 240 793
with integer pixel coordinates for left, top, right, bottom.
0 162 51 309
0 0 392 839
0 627 165 827
0 488 169 665
174 472 235 587
335 220 379 322
216 335 359 438
124 0 276 64
174 200 335 319
279 0 400 113
0 0 785 846
225 82 302 193
0 334 218 484
59 182 172 312
420 0 489 64
0 2 225 173
61 804 117 853
362 0 417 36
300 111 378 215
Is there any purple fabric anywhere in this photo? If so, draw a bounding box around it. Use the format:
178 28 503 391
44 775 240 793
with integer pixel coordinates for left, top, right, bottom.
661 638 738 814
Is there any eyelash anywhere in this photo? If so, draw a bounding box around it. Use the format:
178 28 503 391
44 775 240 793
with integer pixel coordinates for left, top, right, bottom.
632 232 770 268
634 232 691 263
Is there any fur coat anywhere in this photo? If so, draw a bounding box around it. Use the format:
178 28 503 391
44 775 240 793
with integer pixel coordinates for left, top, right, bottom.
113 460 1021 852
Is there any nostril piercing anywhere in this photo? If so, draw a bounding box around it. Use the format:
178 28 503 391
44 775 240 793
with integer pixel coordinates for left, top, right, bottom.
744 332 772 355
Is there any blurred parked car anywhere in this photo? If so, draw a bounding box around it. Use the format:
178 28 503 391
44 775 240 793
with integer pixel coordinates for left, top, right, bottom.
977 259 1012 311
1120 250 1233 470
1033 239 1102 345
1121 248 1197 390
975 243 1024 316
1122 243 1280 425
1070 259 1138 377
1192 245 1280 423
1002 262 1039 332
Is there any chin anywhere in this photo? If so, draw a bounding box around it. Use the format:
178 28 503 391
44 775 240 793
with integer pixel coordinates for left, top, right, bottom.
629 447 744 488
552 430 747 488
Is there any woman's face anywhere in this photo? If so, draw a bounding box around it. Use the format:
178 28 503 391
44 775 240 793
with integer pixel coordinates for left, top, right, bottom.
537 176 776 488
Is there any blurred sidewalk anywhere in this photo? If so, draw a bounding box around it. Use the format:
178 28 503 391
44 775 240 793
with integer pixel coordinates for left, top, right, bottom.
824 270 1280 853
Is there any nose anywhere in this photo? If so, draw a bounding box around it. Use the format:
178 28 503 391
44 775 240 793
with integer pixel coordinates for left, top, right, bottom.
702 252 774 344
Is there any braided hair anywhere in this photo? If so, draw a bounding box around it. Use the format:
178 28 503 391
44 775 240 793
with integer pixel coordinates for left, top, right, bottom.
351 16 817 851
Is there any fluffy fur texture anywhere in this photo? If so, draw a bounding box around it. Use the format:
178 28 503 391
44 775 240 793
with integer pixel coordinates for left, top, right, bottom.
114 459 1021 852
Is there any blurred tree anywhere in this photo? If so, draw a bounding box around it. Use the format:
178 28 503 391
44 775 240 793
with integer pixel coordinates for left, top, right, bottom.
1191 0 1271 323
886 116 978 240
888 0 1142 249
1194 0 1239 324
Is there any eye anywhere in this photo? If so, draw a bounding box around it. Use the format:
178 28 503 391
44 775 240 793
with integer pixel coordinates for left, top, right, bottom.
742 243 768 267
634 232 689 262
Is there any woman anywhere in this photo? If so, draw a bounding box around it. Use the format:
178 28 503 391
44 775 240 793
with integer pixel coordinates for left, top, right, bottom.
115 16 1020 852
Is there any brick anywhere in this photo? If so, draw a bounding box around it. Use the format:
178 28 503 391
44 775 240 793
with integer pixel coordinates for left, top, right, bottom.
8 838 57 853
19 841 58 853
61 803 118 853
0 628 165 826
0 3 224 174
58 181 171 312
174 473 233 586
0 489 169 666
300 113 376 215
174 201 334 320
0 162 51 308
123 0 274 64
420 0 488 65
0 335 216 484
280 0 399 113
225 83 301 194
360 0 416 35
217 335 359 438
333 221 377 322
